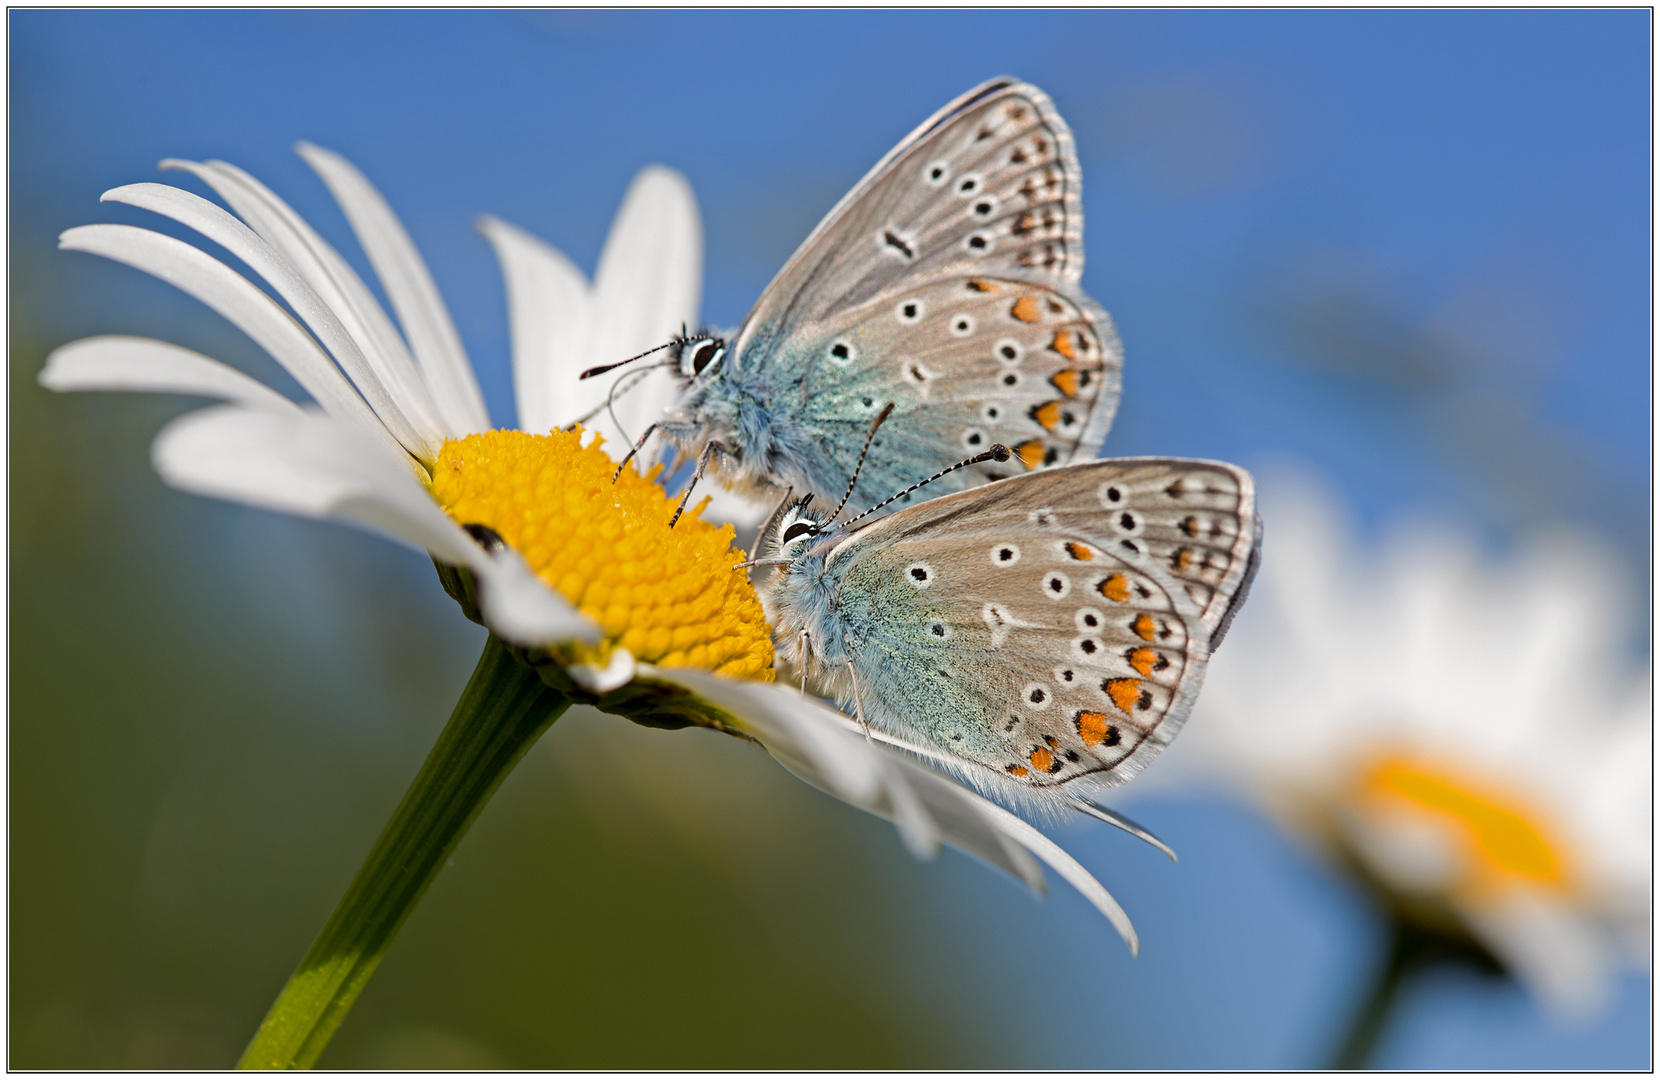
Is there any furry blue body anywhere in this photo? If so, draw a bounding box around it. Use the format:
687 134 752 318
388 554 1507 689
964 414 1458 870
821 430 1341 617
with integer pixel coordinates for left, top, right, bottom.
659 319 993 514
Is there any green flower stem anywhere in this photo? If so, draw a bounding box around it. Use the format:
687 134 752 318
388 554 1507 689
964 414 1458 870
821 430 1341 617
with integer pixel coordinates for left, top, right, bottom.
237 633 570 1070
1327 912 1505 1069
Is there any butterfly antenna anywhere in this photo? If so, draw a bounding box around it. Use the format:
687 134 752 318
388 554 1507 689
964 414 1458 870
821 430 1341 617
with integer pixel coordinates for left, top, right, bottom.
561 360 677 431
840 444 1011 530
822 402 895 528
579 338 677 381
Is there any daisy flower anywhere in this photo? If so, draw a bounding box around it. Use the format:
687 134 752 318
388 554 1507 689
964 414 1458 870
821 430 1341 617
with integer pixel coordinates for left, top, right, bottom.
42 145 1140 1068
1163 470 1649 1062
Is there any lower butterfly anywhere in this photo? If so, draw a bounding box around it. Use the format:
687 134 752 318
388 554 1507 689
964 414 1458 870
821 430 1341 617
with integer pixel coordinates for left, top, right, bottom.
755 453 1261 805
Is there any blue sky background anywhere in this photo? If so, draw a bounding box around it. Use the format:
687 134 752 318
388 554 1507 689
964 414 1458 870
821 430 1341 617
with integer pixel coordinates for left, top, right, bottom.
10 10 1649 1068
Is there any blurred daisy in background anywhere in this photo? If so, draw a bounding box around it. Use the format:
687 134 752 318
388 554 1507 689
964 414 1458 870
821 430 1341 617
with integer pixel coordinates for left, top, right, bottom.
1159 469 1650 1065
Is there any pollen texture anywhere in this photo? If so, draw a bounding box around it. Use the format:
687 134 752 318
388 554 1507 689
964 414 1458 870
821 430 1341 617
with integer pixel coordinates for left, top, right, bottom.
431 429 774 681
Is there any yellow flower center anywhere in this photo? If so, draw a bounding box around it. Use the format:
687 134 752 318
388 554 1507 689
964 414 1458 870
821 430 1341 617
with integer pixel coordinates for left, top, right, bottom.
430 429 773 681
1358 754 1570 898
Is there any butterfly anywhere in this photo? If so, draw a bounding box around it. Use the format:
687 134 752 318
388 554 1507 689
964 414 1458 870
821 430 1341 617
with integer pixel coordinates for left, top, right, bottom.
643 78 1123 519
754 454 1261 802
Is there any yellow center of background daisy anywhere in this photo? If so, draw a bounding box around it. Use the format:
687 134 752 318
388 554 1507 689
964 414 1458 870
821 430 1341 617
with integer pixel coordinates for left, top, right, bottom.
1360 755 1570 896
431 429 773 681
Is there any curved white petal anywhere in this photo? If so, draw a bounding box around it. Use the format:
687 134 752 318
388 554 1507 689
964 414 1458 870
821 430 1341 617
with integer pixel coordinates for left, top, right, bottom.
296 142 490 436
153 403 473 560
59 223 405 464
476 214 591 435
645 669 1140 952
102 182 436 461
41 336 302 413
574 166 703 457
472 545 602 647
160 158 451 446
567 648 638 693
672 670 878 803
708 677 942 857
970 799 1140 955
152 405 596 647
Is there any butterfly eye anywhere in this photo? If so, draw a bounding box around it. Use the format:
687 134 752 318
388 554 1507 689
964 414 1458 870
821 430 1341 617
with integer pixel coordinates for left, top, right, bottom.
781 521 816 546
680 337 726 378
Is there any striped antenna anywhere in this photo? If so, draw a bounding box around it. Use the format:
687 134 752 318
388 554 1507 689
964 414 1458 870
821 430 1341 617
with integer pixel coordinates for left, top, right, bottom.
821 402 895 529
838 444 1011 530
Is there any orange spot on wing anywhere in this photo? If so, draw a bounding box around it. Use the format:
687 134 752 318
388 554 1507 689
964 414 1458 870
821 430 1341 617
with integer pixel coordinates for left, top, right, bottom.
1104 678 1142 715
1099 573 1130 602
1173 548 1194 572
1029 747 1057 772
1126 647 1159 677
1030 401 1062 432
968 278 997 292
1075 710 1112 747
1131 614 1156 641
1050 369 1081 398
1011 295 1041 323
1050 330 1077 360
1006 764 1030 778
1013 440 1047 470
1065 542 1094 561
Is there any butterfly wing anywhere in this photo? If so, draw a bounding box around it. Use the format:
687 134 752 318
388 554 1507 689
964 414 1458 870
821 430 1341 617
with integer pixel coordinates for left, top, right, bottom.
821 458 1259 789
747 78 1086 326
712 79 1122 509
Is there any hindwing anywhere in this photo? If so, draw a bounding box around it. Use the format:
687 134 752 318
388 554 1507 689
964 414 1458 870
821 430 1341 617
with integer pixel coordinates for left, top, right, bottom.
821 459 1260 789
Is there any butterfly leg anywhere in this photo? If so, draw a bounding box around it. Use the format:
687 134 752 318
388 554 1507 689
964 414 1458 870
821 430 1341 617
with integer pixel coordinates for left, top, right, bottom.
845 660 873 743
668 440 727 528
611 422 658 483
797 629 811 698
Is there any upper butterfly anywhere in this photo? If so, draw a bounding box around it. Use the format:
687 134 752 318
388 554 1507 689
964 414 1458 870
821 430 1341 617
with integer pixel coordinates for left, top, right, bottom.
759 456 1261 800
656 78 1122 516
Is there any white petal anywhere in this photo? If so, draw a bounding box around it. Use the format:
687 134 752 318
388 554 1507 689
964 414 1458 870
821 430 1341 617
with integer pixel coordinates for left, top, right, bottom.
161 158 452 446
296 143 490 436
694 483 773 537
59 223 406 464
153 403 473 560
806 714 1145 950
101 181 436 460
476 215 591 435
1466 891 1613 1020
635 669 1154 950
567 648 638 692
472 546 602 647
665 669 877 802
41 336 301 413
577 166 703 457
152 405 596 647
969 799 1140 955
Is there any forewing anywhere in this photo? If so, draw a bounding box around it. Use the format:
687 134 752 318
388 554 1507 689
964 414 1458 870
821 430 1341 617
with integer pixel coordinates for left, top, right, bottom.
790 276 1121 510
744 79 1086 337
828 458 1259 789
731 79 1121 506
